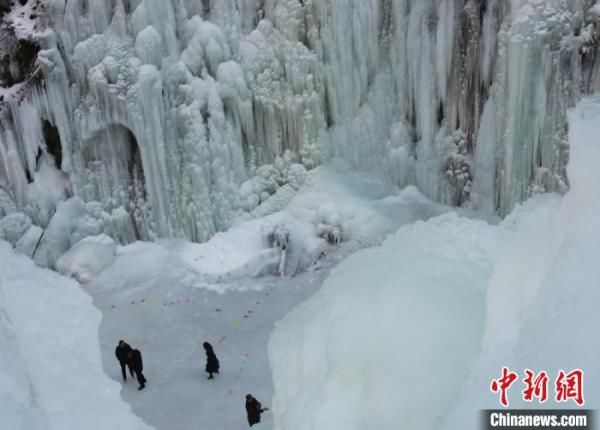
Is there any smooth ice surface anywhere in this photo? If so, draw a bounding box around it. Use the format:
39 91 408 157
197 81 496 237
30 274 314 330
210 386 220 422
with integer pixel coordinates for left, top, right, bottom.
269 212 498 430
0 242 152 430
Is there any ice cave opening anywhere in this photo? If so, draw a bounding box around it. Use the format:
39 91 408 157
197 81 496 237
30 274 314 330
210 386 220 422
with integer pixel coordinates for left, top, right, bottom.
41 120 62 170
83 124 148 240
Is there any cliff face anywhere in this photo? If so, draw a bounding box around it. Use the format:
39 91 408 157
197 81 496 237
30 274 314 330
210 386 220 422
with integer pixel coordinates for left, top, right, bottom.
0 0 598 251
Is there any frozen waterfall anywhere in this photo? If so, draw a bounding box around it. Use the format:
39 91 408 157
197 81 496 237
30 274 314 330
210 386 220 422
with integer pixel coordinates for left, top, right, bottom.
1 0 599 264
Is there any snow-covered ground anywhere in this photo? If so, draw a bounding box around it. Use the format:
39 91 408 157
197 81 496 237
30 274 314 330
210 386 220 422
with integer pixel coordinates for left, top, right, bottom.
80 167 452 430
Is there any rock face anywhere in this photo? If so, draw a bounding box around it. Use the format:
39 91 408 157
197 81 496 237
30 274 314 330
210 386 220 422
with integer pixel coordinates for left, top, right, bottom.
0 0 599 248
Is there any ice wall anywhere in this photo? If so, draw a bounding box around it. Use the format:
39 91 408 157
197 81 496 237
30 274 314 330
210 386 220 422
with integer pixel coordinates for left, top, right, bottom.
0 0 599 251
440 94 600 427
266 94 600 430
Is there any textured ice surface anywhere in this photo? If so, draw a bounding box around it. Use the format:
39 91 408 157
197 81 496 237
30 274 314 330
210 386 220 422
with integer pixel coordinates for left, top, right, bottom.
164 166 451 288
441 95 600 427
267 95 600 429
1 0 597 250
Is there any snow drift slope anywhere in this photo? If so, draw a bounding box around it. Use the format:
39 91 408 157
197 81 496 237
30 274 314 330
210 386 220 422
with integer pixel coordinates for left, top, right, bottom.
269 213 498 430
0 242 152 430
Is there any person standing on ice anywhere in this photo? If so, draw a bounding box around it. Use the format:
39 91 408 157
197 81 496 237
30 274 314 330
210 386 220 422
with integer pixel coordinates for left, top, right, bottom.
128 348 147 390
245 394 268 426
115 340 134 382
203 342 220 379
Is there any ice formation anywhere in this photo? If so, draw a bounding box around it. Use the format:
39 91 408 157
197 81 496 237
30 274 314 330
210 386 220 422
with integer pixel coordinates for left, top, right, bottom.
171 166 449 285
441 94 600 428
0 0 598 257
266 95 600 429
56 233 117 282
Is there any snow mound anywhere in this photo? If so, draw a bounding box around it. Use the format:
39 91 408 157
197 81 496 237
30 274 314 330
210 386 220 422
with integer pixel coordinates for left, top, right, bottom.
57 234 117 283
269 212 497 430
168 167 450 290
0 242 152 430
0 212 31 245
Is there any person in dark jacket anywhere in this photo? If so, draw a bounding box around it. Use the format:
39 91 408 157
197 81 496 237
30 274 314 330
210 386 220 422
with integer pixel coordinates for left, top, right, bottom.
245 394 268 426
115 340 134 381
203 342 220 379
128 348 147 390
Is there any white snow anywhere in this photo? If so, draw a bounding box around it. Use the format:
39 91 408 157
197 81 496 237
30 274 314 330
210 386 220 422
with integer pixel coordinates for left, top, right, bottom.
56 234 117 283
162 166 451 289
269 213 498 430
0 241 152 430
0 212 32 245
56 166 449 430
0 2 598 429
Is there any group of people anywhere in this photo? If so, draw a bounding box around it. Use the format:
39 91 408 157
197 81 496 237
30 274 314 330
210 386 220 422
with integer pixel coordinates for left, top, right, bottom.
115 340 147 390
115 340 268 426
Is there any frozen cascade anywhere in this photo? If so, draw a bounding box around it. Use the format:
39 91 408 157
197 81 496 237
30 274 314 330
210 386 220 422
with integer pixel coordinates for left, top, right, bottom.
0 0 599 261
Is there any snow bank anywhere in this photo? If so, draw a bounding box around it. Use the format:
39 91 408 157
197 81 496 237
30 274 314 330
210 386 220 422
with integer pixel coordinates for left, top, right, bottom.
440 95 600 427
0 212 31 245
56 234 117 283
0 241 152 430
166 208 326 286
168 167 449 289
92 241 175 292
269 213 497 429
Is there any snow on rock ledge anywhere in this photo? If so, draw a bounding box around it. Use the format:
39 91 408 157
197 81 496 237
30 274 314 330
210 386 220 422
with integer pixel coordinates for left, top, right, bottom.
0 241 153 430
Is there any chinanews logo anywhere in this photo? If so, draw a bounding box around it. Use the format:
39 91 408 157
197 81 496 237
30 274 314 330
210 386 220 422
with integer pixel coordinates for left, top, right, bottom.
482 368 594 430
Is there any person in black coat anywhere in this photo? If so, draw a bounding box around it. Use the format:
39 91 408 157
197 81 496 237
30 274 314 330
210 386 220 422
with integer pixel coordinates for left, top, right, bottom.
127 348 147 390
203 342 219 379
245 394 268 426
115 340 134 381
